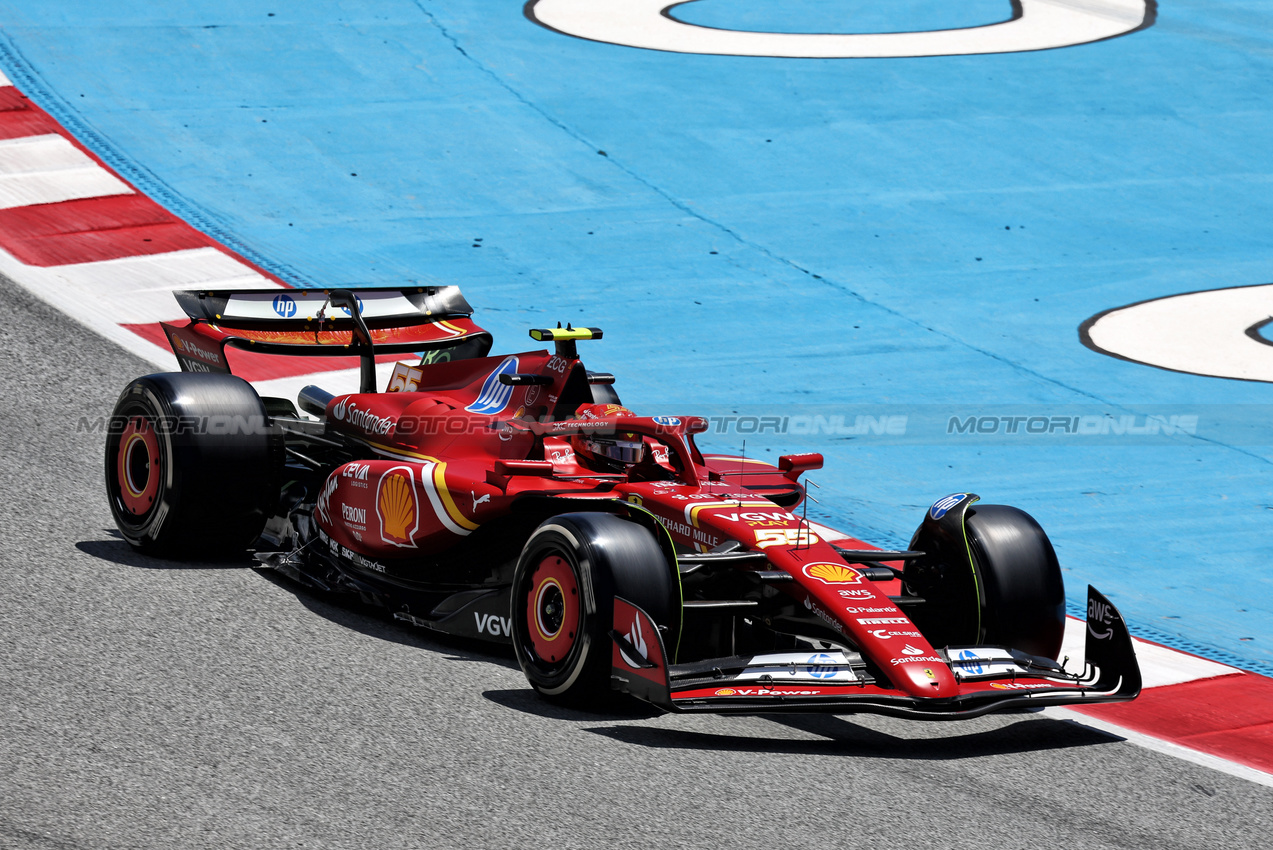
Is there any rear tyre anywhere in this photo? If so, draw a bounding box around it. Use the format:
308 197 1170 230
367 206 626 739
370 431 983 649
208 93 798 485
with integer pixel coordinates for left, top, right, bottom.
105 372 280 556
510 512 678 707
965 505 1065 660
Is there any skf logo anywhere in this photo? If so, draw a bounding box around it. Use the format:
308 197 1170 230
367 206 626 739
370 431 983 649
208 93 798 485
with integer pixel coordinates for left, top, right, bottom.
377 466 420 547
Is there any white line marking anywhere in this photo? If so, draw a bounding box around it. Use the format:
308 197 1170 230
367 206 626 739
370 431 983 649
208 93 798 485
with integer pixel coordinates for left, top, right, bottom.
1044 707 1273 788
530 0 1150 58
0 166 132 209
0 135 134 207
0 134 107 172
1086 284 1273 382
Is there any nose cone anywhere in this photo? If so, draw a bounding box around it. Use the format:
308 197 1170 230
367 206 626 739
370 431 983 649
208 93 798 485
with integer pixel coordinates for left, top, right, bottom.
891 657 959 696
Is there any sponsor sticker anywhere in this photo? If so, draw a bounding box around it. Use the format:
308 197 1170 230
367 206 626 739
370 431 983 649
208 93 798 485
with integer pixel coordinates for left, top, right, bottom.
377 466 420 547
929 493 968 520
1088 597 1115 640
866 629 924 640
990 682 1053 690
801 562 862 584
466 356 520 415
619 615 650 668
890 655 945 666
857 617 910 625
315 473 338 524
738 651 858 683
272 293 297 318
332 399 394 435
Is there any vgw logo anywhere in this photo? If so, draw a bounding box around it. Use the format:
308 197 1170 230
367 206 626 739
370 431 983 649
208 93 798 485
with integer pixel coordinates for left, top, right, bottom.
273 294 297 318
474 612 511 637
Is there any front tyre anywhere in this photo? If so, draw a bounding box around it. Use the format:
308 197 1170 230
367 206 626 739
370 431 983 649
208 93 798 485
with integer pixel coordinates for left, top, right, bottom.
510 513 678 707
105 372 280 556
965 505 1066 660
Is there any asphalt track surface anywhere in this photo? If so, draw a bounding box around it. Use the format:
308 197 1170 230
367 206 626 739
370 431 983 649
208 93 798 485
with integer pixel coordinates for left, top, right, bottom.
3 275 1271 849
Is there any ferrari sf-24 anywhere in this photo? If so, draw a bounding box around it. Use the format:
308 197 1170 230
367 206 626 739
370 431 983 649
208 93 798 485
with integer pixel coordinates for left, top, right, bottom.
105 286 1140 716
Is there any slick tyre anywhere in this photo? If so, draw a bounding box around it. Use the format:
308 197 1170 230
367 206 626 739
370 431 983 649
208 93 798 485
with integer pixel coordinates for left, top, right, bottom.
105 372 280 557
965 505 1065 660
511 513 678 707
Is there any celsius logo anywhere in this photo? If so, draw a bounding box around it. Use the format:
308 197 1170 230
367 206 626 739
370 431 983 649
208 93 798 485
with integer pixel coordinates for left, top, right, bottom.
273 294 297 318
466 356 519 415
929 493 967 520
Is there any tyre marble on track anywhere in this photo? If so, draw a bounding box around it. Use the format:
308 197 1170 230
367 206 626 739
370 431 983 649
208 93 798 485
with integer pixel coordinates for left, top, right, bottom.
1 273 1269 849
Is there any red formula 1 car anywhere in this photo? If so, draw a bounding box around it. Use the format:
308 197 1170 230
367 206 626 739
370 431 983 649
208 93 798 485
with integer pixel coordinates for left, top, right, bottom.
106 286 1140 716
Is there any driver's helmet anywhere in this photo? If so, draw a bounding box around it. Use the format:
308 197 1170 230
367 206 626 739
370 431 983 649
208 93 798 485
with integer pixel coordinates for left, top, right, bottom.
570 403 643 472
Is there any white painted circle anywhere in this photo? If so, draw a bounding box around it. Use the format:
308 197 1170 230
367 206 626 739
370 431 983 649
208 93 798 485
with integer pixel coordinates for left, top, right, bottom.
528 0 1153 58
1082 284 1273 383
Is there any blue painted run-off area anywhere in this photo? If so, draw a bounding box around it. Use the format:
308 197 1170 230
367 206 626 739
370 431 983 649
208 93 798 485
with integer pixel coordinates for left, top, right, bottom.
1 1 1271 674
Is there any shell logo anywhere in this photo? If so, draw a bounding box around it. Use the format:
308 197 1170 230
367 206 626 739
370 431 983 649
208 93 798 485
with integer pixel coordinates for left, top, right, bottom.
377 466 420 547
802 562 862 584
714 688 737 697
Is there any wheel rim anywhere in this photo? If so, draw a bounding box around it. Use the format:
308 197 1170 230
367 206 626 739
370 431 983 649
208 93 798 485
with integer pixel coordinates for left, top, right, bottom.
116 416 161 517
526 553 580 664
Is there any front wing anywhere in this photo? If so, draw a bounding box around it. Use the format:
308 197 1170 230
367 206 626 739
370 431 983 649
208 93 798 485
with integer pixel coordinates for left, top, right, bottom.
609 586 1141 718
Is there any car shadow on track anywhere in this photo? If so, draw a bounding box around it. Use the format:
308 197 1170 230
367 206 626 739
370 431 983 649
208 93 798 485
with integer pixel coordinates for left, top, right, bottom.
253 567 523 670
483 688 664 722
580 713 1120 760
76 532 255 569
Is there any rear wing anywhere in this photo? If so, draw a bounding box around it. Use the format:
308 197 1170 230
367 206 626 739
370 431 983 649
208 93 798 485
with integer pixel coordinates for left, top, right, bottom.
161 286 493 382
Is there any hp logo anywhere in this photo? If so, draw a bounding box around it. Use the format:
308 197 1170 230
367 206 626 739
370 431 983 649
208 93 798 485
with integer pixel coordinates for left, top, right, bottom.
272 294 297 318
